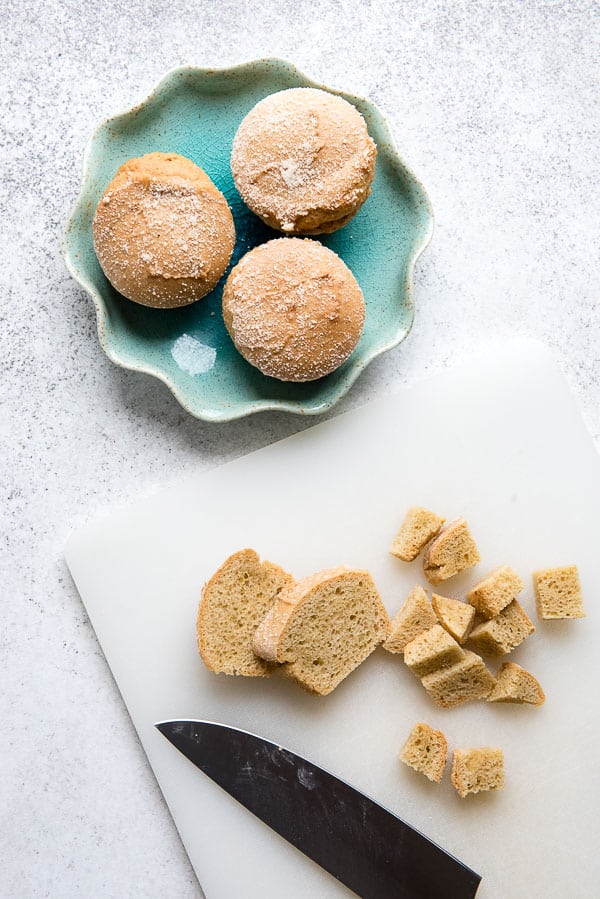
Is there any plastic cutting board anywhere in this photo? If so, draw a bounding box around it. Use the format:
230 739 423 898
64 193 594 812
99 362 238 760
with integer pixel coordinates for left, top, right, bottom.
65 340 600 898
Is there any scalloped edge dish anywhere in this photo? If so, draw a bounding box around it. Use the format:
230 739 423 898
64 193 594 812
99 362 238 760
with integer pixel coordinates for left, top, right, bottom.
63 59 434 421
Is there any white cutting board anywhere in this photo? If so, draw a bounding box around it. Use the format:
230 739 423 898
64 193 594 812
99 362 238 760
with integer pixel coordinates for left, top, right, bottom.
66 340 600 899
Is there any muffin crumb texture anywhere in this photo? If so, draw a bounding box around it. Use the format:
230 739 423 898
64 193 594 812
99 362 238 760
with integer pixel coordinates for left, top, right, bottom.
533 566 585 619
451 747 505 798
401 722 448 783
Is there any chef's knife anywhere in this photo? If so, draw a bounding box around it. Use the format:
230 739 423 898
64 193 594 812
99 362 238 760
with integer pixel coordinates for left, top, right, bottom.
156 720 481 899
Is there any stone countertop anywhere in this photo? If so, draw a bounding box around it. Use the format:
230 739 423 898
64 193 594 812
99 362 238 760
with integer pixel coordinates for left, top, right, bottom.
1 1 598 896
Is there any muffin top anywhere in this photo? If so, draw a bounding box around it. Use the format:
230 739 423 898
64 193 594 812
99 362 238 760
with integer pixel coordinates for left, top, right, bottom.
93 152 235 308
231 88 376 235
222 238 365 382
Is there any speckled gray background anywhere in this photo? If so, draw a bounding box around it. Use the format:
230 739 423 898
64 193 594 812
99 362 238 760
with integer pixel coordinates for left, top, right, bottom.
1 1 598 896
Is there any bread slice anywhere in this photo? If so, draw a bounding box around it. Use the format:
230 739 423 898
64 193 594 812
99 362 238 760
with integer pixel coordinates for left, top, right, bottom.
533 565 585 619
467 565 524 619
390 507 445 561
253 567 390 695
421 650 496 707
383 585 437 654
488 662 545 705
451 747 505 798
468 600 535 656
197 549 294 676
432 593 475 643
423 517 480 584
400 722 448 783
404 625 465 677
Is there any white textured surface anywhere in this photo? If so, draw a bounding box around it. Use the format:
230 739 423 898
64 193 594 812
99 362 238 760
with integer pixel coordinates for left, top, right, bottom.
65 342 600 899
1 2 599 897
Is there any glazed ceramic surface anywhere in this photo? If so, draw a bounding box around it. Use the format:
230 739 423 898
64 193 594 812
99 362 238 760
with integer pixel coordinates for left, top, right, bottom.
63 60 433 420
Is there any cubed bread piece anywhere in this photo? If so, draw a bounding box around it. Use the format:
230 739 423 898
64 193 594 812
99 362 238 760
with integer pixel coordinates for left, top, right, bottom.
390 507 445 562
451 747 505 798
421 651 496 708
400 722 448 783
468 600 535 656
404 625 465 677
197 548 294 676
533 565 585 619
423 517 480 584
432 593 475 643
467 565 524 619
253 567 390 696
383 585 438 654
488 662 545 705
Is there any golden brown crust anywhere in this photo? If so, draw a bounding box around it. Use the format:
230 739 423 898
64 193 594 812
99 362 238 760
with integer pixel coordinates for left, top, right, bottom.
488 662 545 705
93 152 235 308
231 88 376 235
222 238 365 382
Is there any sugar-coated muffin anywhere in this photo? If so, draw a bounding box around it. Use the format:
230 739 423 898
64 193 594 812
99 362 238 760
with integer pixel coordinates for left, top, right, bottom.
231 88 377 235
93 152 235 308
222 238 365 382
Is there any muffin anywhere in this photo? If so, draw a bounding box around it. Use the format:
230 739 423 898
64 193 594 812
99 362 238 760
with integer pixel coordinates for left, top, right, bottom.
231 88 377 235
93 152 235 308
222 238 365 382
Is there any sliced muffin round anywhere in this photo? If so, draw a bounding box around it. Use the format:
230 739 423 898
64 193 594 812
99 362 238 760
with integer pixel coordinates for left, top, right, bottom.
253 566 390 695
197 548 294 676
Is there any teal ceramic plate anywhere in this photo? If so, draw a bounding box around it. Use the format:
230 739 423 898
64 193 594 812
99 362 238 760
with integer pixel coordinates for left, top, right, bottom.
63 60 434 421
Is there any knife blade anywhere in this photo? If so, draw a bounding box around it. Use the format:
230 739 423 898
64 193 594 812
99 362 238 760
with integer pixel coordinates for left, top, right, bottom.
156 720 481 899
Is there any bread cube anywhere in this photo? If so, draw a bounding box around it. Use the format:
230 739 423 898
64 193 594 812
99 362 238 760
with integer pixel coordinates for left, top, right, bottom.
468 600 535 656
533 565 585 619
400 722 448 783
451 747 505 798
467 565 524 619
390 506 445 562
423 517 480 584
